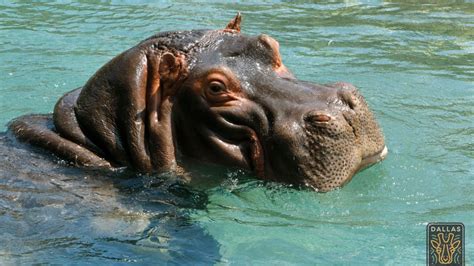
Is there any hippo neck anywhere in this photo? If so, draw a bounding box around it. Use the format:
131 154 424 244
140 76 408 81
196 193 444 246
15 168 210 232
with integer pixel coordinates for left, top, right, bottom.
140 29 210 55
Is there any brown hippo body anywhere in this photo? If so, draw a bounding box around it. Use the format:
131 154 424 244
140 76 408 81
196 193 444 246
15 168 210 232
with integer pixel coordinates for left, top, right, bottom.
9 14 387 191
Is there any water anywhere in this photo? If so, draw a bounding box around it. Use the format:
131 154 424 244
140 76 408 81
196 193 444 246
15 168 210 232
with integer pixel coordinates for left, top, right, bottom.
0 1 473 264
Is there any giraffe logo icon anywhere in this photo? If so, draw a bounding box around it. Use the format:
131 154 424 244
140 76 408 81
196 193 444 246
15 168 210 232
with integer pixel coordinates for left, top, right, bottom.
427 223 464 266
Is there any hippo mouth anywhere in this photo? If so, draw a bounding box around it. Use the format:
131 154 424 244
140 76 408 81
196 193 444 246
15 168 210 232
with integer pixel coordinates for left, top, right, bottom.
202 117 265 178
255 144 388 190
358 145 388 172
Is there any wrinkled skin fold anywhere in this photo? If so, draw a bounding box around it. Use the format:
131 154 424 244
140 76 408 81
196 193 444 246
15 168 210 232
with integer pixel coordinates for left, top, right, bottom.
8 14 387 192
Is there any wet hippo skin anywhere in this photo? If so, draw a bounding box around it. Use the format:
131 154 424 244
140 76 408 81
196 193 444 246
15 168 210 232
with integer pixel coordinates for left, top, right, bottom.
8 14 387 192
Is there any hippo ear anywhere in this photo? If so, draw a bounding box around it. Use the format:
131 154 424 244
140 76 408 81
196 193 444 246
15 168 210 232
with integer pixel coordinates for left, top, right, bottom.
146 51 187 168
147 52 187 123
225 12 242 32
157 52 187 96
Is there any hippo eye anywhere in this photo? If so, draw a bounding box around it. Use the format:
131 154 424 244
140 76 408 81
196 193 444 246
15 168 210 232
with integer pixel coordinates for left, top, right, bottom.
207 81 227 95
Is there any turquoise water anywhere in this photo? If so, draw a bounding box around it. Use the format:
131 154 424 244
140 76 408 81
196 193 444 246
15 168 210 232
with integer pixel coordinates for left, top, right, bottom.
0 1 473 265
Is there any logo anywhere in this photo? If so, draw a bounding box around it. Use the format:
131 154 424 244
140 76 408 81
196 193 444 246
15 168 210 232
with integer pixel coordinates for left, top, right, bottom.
427 222 464 266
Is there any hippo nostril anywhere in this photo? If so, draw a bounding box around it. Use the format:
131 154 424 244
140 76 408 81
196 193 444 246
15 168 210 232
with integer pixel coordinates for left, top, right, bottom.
312 114 331 122
339 90 357 110
305 112 331 124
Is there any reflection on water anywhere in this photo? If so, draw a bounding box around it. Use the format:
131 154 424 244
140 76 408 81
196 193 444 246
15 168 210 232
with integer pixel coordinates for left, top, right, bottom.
0 135 220 264
0 1 473 264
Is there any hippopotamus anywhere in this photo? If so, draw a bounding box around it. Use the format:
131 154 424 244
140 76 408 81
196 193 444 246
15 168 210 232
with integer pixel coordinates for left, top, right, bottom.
7 14 387 192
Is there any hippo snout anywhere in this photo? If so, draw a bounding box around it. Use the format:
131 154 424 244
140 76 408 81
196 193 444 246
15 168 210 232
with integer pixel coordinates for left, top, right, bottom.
302 83 386 191
260 81 386 191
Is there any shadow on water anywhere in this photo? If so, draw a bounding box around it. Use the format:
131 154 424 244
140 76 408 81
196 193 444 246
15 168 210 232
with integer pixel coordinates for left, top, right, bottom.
0 133 221 264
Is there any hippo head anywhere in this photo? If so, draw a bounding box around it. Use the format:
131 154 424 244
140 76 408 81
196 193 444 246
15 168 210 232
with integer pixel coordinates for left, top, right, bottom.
172 15 387 191
9 14 386 192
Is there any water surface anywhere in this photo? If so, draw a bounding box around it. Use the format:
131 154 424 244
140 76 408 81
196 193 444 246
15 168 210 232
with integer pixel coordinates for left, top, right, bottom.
0 1 473 265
